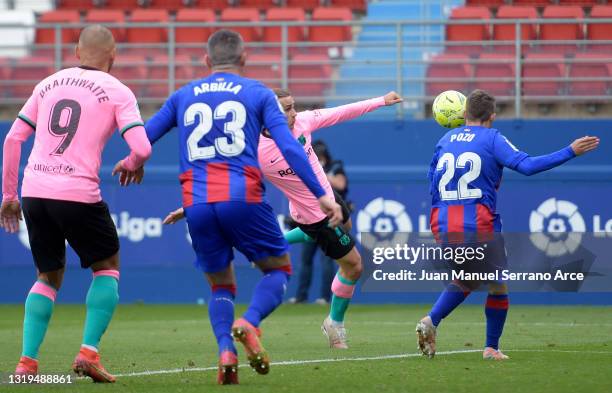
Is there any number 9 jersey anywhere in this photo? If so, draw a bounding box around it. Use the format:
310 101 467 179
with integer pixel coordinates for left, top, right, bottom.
429 125 528 234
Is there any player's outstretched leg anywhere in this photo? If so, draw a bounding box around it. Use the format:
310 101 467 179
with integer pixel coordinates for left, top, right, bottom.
73 257 120 383
206 273 239 384
284 227 314 244
15 270 63 376
417 280 473 358
233 255 291 375
322 247 362 349
483 283 510 360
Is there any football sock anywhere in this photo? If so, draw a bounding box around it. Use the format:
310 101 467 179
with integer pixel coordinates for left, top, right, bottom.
485 294 509 350
243 268 290 327
330 272 357 324
22 280 57 359
209 285 237 355
284 227 314 244
82 270 119 350
429 281 471 327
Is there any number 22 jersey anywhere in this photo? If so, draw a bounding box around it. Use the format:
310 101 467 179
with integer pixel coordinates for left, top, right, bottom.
429 125 528 233
17 66 144 203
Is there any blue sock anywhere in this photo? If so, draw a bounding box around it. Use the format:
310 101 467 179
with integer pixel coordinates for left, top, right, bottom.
485 294 509 350
429 282 471 326
243 268 289 328
209 285 237 355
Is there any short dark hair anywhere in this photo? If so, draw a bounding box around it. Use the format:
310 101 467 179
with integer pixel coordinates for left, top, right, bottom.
273 88 292 99
207 29 244 67
466 90 496 122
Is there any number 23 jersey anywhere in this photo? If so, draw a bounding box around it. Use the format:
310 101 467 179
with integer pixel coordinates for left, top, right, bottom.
428 125 528 233
19 66 144 203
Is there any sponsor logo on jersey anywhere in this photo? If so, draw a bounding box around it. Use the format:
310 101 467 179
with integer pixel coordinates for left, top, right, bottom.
32 163 75 175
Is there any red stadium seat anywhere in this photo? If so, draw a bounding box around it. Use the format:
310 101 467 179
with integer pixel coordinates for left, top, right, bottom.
540 6 584 53
175 9 215 55
57 0 96 9
568 53 610 97
522 53 566 97
192 0 231 10
106 0 141 9
10 57 54 98
127 9 169 44
286 0 320 11
220 8 261 43
474 53 516 97
588 6 612 53
512 1 551 5
330 0 367 13
147 55 196 98
149 0 195 9
289 53 332 97
446 6 491 55
493 6 538 53
465 0 504 5
426 53 472 96
243 53 282 88
110 55 148 97
310 7 353 42
86 10 126 42
36 10 80 45
263 8 306 43
558 1 598 4
239 0 279 9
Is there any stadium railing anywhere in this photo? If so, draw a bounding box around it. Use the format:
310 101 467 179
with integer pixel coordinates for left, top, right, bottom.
0 18 610 118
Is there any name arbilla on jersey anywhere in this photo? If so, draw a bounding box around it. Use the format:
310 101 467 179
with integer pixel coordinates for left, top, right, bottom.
32 163 75 175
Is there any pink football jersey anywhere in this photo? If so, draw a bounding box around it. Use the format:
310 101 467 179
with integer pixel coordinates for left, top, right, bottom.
258 97 385 224
7 66 144 203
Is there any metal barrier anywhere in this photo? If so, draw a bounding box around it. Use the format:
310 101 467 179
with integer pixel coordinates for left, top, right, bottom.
0 18 611 118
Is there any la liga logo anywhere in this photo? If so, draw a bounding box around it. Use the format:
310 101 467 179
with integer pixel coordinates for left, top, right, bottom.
529 198 585 257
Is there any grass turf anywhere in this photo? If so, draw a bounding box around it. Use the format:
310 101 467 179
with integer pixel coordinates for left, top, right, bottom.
0 304 611 392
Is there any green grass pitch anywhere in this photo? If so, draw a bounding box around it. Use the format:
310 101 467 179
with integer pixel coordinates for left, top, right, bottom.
0 304 611 392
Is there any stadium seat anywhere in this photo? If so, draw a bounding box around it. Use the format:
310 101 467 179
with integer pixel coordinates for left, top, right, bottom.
568 53 610 97
86 10 126 42
57 0 96 9
220 8 261 43
540 6 584 53
239 0 279 9
289 53 332 97
10 57 54 98
465 0 504 5
512 1 551 5
192 0 230 10
0 10 36 58
243 53 282 88
149 0 194 9
310 7 353 42
331 0 367 13
522 53 566 97
474 53 516 97
36 10 80 45
286 0 320 11
587 6 612 53
106 0 142 9
110 55 148 97
446 6 491 55
557 0 598 4
175 9 215 56
147 55 196 98
14 0 55 12
127 9 169 45
263 8 306 43
425 53 472 96
493 6 538 53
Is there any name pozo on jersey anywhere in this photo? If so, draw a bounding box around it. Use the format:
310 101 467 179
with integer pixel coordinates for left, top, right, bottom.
450 129 476 143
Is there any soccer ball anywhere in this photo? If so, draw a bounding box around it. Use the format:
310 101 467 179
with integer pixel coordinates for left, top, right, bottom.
432 90 466 129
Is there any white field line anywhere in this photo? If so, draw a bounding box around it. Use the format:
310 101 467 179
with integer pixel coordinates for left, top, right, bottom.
113 348 612 378
114 349 480 378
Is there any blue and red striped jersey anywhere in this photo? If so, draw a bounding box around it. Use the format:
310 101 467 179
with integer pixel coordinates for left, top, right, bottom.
428 125 528 234
145 72 324 207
